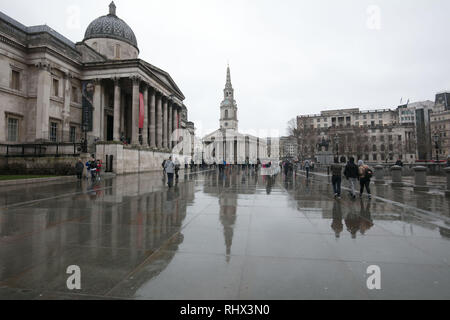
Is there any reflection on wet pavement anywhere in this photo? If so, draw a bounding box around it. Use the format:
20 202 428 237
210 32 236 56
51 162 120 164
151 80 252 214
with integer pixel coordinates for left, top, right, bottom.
0 168 449 300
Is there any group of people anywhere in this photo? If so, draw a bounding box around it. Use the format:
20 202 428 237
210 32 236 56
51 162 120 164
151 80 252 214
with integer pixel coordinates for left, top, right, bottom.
330 157 373 200
75 157 102 181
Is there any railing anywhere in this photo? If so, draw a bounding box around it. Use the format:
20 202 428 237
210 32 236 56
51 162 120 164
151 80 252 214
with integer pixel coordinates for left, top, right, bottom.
0 142 83 158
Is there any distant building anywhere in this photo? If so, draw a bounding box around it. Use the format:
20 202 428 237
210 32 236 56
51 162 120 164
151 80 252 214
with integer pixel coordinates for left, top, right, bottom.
279 136 298 159
431 91 450 159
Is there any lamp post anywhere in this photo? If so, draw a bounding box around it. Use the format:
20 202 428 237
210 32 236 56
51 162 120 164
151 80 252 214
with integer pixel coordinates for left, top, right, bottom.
433 133 440 162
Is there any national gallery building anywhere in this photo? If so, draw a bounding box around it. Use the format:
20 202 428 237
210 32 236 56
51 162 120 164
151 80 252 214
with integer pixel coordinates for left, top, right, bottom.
0 2 193 153
0 2 195 173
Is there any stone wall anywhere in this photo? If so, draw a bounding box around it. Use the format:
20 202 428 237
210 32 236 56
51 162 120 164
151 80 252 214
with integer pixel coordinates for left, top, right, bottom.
95 143 187 175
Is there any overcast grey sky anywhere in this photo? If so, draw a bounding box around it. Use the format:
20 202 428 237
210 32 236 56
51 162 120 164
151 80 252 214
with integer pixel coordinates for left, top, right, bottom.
2 0 449 137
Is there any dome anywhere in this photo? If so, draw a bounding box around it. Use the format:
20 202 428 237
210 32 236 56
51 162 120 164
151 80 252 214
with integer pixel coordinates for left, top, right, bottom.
84 2 138 50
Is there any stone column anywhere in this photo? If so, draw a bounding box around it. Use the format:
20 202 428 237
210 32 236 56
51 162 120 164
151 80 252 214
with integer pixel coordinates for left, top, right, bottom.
374 165 385 185
445 167 450 197
62 72 72 141
113 77 121 141
168 101 173 150
149 88 156 148
156 91 163 149
92 79 102 140
35 61 51 141
173 105 178 148
131 76 141 146
413 166 429 192
142 85 149 147
163 96 168 149
390 165 403 187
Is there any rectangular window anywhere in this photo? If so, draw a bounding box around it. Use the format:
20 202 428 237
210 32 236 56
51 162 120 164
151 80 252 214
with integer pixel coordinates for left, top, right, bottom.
10 70 20 91
373 154 377 161
70 126 76 143
50 122 58 142
7 118 19 142
355 121 359 127
53 79 59 97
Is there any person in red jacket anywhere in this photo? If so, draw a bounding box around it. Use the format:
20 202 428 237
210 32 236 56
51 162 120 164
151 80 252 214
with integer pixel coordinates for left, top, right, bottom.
96 159 102 180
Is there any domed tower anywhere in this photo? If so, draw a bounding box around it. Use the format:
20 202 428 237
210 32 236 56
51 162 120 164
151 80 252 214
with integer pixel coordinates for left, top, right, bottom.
220 65 238 131
83 2 139 60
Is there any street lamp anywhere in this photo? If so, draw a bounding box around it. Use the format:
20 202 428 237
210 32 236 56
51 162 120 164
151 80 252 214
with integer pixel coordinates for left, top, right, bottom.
433 133 440 162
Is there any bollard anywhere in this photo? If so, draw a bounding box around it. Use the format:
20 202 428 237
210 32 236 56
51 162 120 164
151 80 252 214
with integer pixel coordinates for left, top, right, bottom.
390 165 404 187
413 166 429 192
374 165 385 185
445 167 450 197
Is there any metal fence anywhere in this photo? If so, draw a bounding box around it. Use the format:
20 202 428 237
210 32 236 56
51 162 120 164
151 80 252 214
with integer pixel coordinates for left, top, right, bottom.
0 142 83 158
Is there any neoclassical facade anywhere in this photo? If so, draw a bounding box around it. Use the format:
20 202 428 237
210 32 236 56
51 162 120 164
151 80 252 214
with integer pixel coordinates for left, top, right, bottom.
0 2 190 153
203 66 267 165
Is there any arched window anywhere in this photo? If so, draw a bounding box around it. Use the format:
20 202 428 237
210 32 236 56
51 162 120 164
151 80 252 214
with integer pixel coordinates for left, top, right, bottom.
225 110 229 119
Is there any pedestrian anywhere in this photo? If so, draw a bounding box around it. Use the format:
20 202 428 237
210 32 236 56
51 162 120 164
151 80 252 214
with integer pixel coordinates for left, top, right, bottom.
330 158 343 199
162 159 167 175
344 157 359 199
165 156 175 188
96 159 102 180
395 159 404 167
447 155 450 167
75 159 84 180
304 159 311 179
174 158 181 182
89 158 98 181
358 160 373 199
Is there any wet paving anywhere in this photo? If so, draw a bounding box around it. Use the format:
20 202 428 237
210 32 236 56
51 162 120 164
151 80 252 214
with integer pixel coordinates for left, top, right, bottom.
0 168 450 300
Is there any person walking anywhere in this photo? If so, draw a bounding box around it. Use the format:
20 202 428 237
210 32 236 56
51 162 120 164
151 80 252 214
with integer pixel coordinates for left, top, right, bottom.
165 156 175 188
446 155 450 167
75 159 84 180
344 157 359 199
330 158 343 199
358 160 373 199
174 158 181 183
304 159 311 179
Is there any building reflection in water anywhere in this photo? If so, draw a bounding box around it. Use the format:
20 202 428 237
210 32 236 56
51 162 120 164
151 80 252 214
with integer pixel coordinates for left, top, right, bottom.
0 173 195 285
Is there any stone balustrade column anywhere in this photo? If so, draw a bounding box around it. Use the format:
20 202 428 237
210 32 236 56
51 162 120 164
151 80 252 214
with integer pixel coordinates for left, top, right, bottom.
113 77 121 141
445 167 450 197
156 91 163 149
390 165 403 187
162 97 168 149
168 101 173 150
131 76 141 146
142 85 149 147
374 165 385 185
172 105 178 148
149 88 156 148
35 61 51 141
413 166 429 192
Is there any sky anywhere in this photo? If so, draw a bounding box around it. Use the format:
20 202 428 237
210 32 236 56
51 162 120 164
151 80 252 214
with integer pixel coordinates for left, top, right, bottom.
2 0 449 137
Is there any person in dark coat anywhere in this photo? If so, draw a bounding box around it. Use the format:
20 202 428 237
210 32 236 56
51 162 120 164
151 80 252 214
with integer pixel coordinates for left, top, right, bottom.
75 159 84 180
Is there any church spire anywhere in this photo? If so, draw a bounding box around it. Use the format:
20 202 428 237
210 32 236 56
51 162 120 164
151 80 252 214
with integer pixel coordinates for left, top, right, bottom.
226 64 233 89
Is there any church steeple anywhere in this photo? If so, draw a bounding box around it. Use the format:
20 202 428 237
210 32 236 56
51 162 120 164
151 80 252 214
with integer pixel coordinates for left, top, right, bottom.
220 64 238 131
224 64 234 100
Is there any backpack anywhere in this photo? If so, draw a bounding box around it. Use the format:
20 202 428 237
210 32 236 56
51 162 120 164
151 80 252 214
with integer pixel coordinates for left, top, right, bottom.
365 167 373 179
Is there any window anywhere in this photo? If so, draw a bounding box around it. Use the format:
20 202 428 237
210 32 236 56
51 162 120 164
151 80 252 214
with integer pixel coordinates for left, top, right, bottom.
380 136 385 142
381 154 385 161
379 120 383 125
71 86 79 103
389 135 393 141
373 154 378 161
70 126 76 143
398 135 402 141
371 121 375 127
50 122 58 142
355 121 359 127
10 70 20 91
7 118 19 142
381 145 385 152
115 44 121 59
225 110 228 118
371 136 377 142
372 145 377 152
371 114 375 119
53 79 59 97
363 115 367 120
379 113 383 119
